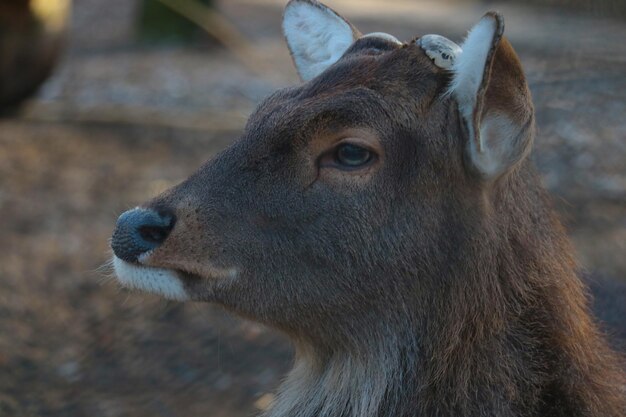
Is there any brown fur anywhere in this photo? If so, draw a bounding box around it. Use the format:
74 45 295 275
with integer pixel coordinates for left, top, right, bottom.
113 5 626 417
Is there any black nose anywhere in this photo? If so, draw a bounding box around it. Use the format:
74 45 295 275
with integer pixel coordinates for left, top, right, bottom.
111 208 175 263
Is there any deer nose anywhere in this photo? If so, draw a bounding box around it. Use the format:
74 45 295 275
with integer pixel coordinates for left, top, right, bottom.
111 208 175 263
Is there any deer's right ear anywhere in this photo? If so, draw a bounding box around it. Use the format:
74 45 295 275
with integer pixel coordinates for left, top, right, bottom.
283 0 360 81
449 13 534 180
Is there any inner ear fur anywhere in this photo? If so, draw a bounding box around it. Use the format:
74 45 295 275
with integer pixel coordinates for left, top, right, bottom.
454 13 535 180
282 0 361 82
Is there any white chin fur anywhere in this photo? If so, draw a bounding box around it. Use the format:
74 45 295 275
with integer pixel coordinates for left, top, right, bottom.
112 256 189 301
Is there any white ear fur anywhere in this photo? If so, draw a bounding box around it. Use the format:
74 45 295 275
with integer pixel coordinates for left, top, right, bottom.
467 113 525 178
283 0 358 81
448 13 533 179
448 14 499 152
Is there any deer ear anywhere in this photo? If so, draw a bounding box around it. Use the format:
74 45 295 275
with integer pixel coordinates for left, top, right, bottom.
449 12 534 180
283 0 360 81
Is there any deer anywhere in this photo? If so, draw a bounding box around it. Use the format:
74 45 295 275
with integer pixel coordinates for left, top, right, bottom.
109 1 626 416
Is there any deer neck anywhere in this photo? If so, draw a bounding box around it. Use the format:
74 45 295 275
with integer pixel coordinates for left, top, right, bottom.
266 318 420 417
265 230 624 416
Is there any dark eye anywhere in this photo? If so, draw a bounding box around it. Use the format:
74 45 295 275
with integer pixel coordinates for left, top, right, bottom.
335 143 373 168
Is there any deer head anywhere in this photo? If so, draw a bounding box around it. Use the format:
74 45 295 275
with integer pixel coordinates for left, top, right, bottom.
112 0 534 319
110 2 625 416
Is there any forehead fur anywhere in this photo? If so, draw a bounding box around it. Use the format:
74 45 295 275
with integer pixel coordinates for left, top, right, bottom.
244 41 452 156
299 41 447 100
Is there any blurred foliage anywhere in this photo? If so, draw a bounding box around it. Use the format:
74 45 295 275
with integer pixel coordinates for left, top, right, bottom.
138 0 214 43
31 0 71 32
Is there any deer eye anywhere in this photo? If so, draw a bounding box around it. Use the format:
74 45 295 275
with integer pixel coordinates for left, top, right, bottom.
335 143 373 168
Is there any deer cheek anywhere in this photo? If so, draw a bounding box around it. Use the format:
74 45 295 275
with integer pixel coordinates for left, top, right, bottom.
317 160 381 190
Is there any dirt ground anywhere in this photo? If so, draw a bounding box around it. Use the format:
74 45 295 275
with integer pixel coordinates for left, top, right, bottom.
0 1 624 416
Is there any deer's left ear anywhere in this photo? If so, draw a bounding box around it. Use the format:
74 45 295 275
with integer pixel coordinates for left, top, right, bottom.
283 0 360 81
449 12 534 180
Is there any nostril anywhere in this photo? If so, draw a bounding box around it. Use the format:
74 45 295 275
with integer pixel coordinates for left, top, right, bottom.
111 208 175 263
138 224 172 244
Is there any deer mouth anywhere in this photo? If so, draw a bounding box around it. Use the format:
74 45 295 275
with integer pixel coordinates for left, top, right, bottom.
112 255 191 301
112 253 238 301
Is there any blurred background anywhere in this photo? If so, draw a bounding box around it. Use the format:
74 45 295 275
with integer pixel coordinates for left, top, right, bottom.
0 0 624 416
